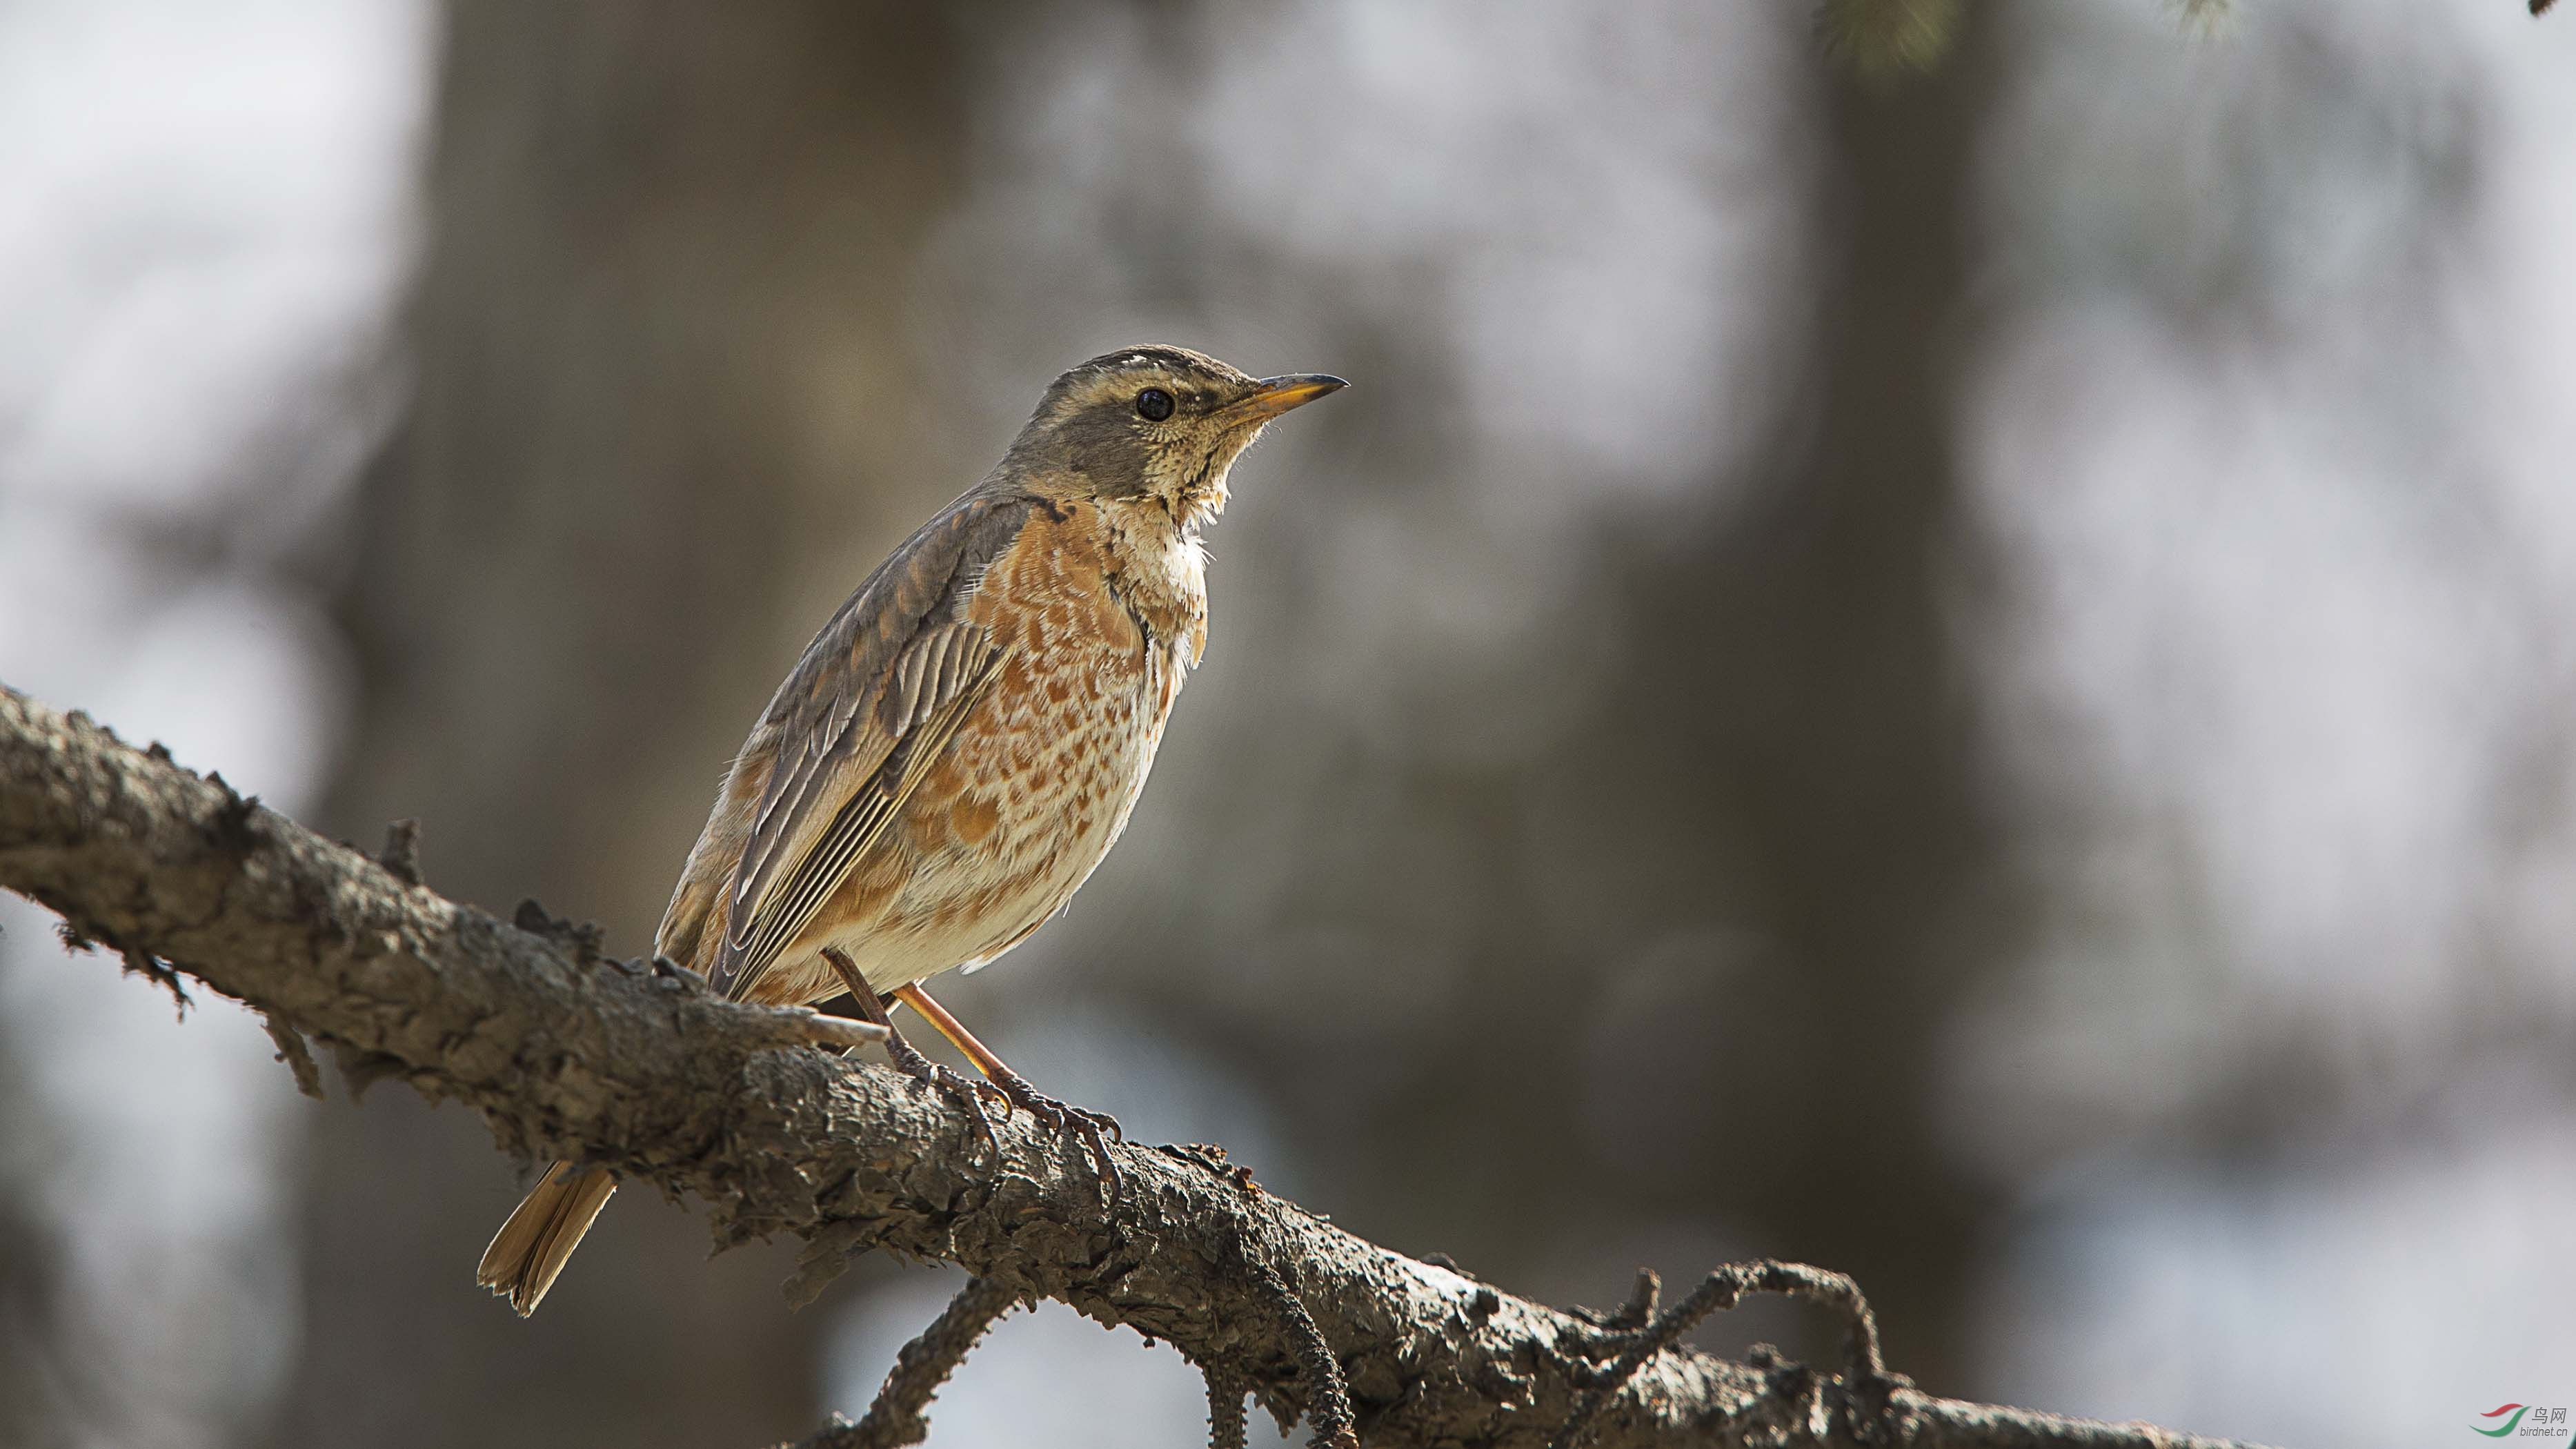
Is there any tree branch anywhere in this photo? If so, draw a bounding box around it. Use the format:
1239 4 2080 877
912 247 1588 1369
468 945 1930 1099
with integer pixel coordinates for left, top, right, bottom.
796 1275 1021 1449
0 687 2265 1449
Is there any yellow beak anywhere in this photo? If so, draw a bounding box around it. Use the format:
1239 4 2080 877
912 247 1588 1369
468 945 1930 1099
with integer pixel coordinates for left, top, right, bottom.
1221 373 1349 423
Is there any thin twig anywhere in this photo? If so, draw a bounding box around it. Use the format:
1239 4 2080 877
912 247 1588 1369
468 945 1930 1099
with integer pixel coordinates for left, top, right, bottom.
800 1276 1020 1449
262 1012 325 1099
1205 1362 1249 1449
1251 1260 1355 1449
1551 1260 1885 1449
743 1005 889 1053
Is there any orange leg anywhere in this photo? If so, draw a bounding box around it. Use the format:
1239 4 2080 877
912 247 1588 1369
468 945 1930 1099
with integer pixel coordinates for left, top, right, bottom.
891 981 1126 1198
891 983 1016 1082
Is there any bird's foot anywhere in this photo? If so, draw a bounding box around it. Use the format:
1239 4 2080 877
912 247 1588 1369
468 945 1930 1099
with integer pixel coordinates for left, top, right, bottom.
822 952 1004 1163
986 1068 1123 1203
884 1034 1006 1163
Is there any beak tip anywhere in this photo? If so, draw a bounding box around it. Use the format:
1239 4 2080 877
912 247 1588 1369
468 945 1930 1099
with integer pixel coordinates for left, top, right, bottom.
1240 373 1349 419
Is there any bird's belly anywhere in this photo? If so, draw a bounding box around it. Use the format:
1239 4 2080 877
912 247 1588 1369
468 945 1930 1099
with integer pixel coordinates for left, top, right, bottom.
826 634 1182 992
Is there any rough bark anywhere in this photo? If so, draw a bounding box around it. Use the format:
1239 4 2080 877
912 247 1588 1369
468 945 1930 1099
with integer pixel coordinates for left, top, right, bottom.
0 687 2263 1449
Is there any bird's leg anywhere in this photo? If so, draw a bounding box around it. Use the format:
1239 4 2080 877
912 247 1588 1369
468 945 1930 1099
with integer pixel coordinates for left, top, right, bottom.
822 949 1000 1159
889 983 1121 1137
891 983 1124 1199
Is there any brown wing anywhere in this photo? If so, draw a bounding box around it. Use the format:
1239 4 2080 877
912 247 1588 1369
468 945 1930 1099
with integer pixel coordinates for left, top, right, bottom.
670 488 1036 1004
718 632 1009 1000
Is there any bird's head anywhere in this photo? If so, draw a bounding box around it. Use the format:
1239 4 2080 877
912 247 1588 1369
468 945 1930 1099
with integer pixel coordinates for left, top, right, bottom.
1004 345 1345 534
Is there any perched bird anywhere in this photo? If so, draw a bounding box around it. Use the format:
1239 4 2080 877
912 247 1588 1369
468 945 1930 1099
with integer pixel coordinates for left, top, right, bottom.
477 345 1345 1314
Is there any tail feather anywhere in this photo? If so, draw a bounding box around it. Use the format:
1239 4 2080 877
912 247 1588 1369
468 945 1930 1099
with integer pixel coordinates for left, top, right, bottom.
476 1162 617 1316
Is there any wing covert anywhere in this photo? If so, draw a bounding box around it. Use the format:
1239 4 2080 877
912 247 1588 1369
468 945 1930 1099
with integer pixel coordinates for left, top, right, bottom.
701 491 1033 1003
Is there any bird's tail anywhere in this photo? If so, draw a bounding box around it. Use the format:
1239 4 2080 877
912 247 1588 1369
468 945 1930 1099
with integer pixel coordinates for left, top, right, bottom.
475 1161 617 1316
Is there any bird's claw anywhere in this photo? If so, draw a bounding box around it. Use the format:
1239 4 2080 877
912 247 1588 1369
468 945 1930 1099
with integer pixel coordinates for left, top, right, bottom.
892 1056 1002 1165
988 1071 1124 1205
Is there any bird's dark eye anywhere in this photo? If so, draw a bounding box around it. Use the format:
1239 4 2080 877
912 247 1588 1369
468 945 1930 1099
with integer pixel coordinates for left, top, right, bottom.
1135 387 1175 422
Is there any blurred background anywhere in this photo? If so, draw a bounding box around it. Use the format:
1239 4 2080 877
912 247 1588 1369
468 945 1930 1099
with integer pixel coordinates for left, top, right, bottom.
2 1 2572 1446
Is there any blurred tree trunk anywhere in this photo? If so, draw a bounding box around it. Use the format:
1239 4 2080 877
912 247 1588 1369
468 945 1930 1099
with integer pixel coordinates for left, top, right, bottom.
273 5 967 1444
1410 5 2012 1390
0 1029 73 1449
1603 10 2012 1386
1082 6 2019 1401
